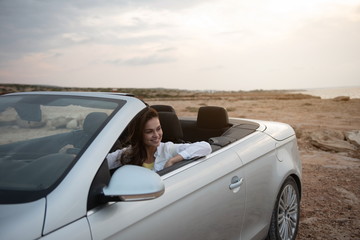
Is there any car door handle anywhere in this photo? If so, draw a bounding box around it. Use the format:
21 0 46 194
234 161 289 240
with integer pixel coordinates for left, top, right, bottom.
229 177 243 190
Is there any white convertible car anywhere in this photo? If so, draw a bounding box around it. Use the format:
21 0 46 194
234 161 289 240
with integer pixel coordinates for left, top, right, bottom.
0 92 302 240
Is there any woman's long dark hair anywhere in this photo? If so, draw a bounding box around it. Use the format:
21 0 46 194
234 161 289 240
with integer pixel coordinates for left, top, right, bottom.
120 107 159 166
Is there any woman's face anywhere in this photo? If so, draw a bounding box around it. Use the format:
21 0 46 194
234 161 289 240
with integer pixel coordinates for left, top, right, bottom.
143 117 163 148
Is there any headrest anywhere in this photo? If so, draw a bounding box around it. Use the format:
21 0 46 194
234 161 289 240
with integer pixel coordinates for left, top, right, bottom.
83 112 108 134
197 106 229 129
158 111 183 142
151 105 176 113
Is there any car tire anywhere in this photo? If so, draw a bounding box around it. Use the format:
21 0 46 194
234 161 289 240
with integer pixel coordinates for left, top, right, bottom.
267 177 300 240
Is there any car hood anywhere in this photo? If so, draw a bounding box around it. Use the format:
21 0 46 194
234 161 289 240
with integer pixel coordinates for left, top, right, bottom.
0 198 46 240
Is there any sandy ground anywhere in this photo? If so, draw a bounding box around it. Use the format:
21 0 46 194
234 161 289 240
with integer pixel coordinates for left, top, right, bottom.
147 96 360 240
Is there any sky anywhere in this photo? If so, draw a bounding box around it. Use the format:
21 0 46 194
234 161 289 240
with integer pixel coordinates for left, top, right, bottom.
0 0 359 91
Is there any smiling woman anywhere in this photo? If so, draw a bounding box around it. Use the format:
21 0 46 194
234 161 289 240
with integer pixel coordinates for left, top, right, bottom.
106 107 212 171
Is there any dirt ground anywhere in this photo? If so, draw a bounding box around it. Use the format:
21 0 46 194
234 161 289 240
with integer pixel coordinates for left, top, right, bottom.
147 96 360 240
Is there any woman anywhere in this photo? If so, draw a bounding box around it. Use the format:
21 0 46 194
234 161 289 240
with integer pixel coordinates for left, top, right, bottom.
107 107 212 171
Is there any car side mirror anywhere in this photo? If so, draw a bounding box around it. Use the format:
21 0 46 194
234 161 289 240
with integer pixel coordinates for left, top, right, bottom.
103 165 165 201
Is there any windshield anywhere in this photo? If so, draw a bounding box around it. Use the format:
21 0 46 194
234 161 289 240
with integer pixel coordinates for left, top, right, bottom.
0 94 125 203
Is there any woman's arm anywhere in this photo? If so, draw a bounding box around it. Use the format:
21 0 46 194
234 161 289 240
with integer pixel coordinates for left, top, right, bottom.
176 141 212 160
163 141 212 168
106 148 125 169
164 154 184 168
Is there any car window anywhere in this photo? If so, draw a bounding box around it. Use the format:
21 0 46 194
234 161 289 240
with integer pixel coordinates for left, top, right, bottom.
0 94 125 204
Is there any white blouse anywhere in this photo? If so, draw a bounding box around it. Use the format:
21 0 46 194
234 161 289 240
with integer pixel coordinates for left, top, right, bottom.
106 141 212 171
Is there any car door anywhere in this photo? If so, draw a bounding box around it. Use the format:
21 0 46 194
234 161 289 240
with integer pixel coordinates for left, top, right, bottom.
87 148 246 240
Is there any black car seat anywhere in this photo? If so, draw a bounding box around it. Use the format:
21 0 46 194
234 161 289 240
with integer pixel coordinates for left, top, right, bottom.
151 104 185 143
83 112 109 135
196 106 231 140
151 104 176 113
158 111 185 143
73 112 109 149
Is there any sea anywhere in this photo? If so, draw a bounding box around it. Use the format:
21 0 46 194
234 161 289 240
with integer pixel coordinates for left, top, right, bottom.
291 86 360 99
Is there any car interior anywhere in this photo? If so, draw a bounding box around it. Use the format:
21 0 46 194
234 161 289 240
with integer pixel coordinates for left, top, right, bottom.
149 105 260 175
151 104 259 149
106 104 260 176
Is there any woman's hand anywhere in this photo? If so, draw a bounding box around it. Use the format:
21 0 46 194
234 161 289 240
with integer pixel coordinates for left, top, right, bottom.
164 154 184 168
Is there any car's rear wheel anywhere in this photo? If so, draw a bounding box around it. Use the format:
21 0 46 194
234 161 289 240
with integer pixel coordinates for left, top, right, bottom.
267 177 300 240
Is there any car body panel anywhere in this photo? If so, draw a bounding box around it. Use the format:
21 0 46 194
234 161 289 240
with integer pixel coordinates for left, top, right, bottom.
257 120 296 141
0 198 45 240
41 218 91 240
241 135 301 240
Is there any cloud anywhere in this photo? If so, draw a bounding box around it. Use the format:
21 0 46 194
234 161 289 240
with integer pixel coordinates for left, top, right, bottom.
156 47 177 53
0 0 181 59
109 54 176 66
0 1 78 60
0 0 359 90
